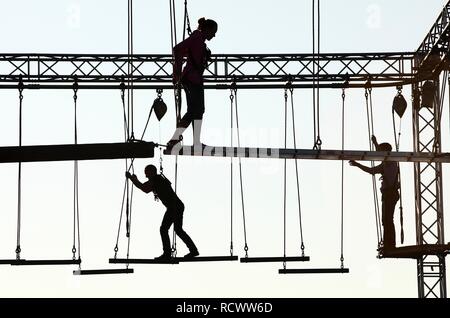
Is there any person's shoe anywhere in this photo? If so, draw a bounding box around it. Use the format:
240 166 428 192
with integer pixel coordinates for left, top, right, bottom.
165 137 183 152
184 250 199 258
154 253 172 261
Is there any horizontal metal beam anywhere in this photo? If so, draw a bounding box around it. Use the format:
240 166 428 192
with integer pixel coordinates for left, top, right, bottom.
0 142 155 163
0 52 414 89
240 256 310 263
379 244 450 259
164 146 450 163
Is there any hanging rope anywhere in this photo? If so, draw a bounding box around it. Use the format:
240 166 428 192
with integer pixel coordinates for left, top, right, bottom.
230 87 249 257
15 78 24 260
183 0 192 39
169 0 182 257
230 86 234 257
72 79 81 262
392 86 405 245
113 82 129 258
283 87 288 270
340 88 346 269
127 0 135 141
288 84 306 257
364 85 382 248
312 0 322 150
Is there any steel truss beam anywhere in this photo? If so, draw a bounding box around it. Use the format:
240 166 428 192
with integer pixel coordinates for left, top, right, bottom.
416 1 450 76
0 52 414 89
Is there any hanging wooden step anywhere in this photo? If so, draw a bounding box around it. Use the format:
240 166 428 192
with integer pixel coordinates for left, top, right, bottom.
109 258 179 264
279 268 349 274
240 256 310 263
73 268 134 275
174 255 238 262
11 259 81 266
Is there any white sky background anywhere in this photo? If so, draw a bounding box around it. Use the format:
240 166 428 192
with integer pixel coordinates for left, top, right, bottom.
0 0 448 297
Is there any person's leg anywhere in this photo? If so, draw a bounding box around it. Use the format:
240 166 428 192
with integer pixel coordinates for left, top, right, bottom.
167 84 195 147
173 203 198 257
382 192 397 249
190 85 205 146
157 209 174 258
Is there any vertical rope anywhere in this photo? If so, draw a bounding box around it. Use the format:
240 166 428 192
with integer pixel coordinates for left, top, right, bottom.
365 87 382 246
392 87 405 245
72 79 81 262
311 0 317 148
283 88 288 270
289 86 306 256
15 80 24 260
114 85 129 259
230 89 234 256
232 88 248 257
340 88 346 269
169 0 180 256
312 0 322 149
316 0 321 148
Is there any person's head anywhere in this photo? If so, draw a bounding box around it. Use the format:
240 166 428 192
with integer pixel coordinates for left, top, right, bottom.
198 17 217 41
377 142 392 152
144 164 157 178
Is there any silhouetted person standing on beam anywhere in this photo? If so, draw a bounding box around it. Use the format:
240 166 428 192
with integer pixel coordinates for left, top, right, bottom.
126 165 199 260
349 135 400 251
166 17 218 151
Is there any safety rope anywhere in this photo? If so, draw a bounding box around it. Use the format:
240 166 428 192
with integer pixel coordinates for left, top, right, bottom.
72 79 81 263
15 79 24 260
364 86 382 247
340 88 346 269
230 87 249 257
288 84 306 257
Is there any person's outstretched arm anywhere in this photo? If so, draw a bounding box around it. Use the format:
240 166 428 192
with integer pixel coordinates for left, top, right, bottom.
349 160 382 175
125 172 152 193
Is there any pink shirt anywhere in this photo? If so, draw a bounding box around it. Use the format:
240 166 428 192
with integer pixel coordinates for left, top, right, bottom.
173 30 207 85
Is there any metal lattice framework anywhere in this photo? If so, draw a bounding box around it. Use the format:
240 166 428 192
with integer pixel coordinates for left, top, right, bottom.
412 77 447 298
0 0 449 299
0 52 413 89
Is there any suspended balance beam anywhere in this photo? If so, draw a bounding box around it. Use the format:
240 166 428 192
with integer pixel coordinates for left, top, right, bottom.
174 256 238 262
73 268 134 275
240 256 310 263
279 268 350 274
109 258 179 264
378 244 450 259
0 142 155 163
11 259 81 266
164 146 450 163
